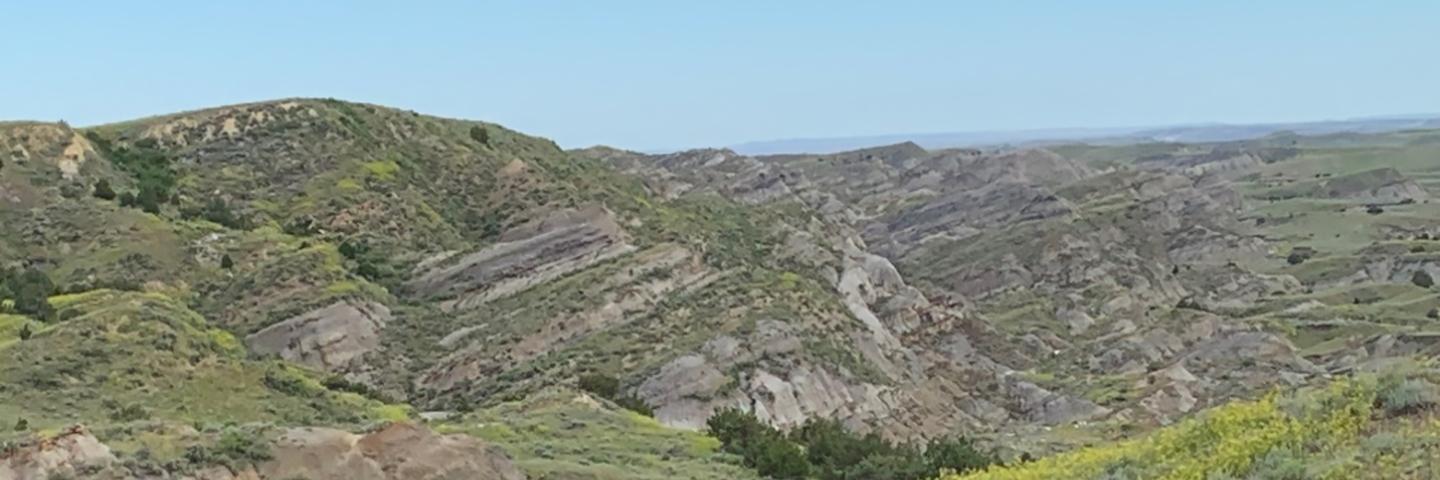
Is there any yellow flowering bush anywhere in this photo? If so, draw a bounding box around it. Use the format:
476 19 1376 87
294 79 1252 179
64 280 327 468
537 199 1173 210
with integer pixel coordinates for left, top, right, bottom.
951 377 1379 480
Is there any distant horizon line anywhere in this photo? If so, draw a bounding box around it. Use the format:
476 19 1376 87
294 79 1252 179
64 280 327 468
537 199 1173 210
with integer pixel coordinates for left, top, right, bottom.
3 95 1436 156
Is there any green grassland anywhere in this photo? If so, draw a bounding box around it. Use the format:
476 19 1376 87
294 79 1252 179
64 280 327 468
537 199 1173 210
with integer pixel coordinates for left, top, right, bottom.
439 388 759 480
0 290 406 436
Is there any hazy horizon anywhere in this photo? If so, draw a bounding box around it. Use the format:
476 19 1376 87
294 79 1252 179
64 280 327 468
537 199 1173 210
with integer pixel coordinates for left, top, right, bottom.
4 1 1439 151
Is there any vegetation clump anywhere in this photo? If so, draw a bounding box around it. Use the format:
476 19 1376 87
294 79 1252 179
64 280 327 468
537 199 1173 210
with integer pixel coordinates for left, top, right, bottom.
577 373 655 417
1412 270 1435 289
947 376 1421 480
0 267 56 321
707 407 994 480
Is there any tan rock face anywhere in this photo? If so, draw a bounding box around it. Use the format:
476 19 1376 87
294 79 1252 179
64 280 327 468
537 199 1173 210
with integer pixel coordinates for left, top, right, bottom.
0 424 523 480
0 426 116 480
258 423 525 480
246 300 391 372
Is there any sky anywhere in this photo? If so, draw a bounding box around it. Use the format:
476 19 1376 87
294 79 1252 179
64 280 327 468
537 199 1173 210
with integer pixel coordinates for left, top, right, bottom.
3 1 1438 151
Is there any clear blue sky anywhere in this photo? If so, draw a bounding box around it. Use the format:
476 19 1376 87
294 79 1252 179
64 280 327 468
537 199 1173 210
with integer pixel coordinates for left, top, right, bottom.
3 1 1438 150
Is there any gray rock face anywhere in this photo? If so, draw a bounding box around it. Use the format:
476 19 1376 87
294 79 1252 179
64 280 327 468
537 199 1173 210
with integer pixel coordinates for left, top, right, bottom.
407 205 634 311
246 300 391 372
1321 167 1429 201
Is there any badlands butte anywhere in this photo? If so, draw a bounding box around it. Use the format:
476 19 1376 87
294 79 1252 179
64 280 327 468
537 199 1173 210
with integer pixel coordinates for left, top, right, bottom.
3 99 1440 479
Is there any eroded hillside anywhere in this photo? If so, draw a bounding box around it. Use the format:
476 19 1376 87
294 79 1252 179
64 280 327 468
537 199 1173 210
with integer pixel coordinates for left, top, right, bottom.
5 100 1440 478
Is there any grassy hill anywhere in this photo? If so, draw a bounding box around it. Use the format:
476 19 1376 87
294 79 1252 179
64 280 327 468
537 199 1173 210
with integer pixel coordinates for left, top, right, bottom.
7 99 1440 479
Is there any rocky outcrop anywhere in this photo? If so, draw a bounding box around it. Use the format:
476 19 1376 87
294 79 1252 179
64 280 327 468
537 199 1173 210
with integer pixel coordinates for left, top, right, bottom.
417 244 716 394
0 426 115 480
254 423 525 480
407 205 634 311
1321 167 1429 202
0 423 524 480
245 300 391 372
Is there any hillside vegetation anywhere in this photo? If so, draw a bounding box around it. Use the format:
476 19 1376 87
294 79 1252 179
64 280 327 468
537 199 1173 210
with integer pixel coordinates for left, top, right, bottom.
5 99 1440 478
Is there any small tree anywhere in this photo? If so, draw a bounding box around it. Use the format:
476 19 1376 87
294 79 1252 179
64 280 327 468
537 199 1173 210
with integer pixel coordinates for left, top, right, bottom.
5 269 56 321
17 323 31 341
1414 271 1435 289
12 418 27 432
220 254 235 270
469 125 491 146
136 184 165 214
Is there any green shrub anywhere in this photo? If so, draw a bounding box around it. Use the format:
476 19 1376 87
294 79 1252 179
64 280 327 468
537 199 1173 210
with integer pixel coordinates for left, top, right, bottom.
1379 378 1437 415
577 373 653 416
708 407 994 480
215 427 273 465
1413 270 1435 289
1 268 56 321
749 434 811 479
206 198 248 229
577 373 621 399
92 179 116 200
136 183 166 214
925 436 995 475
1245 448 1310 480
1286 248 1315 265
469 125 491 146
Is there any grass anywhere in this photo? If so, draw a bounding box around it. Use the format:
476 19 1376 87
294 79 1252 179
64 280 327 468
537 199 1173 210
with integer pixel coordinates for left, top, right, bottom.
0 290 404 435
438 388 758 480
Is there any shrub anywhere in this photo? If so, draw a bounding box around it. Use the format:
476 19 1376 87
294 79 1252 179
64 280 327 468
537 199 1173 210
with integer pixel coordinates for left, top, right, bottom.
1245 447 1310 480
136 184 166 214
1378 379 1437 416
220 255 235 270
613 395 654 417
577 373 652 416
200 198 249 229
1413 271 1435 289
469 125 491 146
1 268 56 321
215 427 273 465
18 323 31 341
338 239 396 284
12 418 27 432
749 434 811 479
109 402 150 422
1286 248 1315 265
926 436 995 475
577 373 621 399
92 179 116 200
